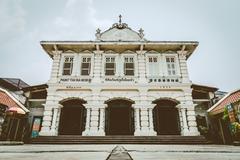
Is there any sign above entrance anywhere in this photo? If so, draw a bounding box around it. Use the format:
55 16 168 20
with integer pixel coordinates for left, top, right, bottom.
105 77 135 82
60 78 91 83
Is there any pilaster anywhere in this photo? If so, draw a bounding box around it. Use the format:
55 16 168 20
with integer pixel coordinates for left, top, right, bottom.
177 51 190 83
39 104 61 136
186 104 200 135
48 51 62 83
177 102 200 136
136 50 147 83
50 105 61 135
133 102 157 136
92 50 104 83
82 103 107 136
177 104 189 136
39 87 60 136
73 53 80 76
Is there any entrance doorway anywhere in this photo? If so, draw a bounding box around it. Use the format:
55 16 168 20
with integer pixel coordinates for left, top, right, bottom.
58 99 86 135
153 99 180 135
105 99 134 135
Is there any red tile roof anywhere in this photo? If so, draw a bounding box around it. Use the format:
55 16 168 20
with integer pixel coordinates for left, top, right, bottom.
0 90 19 108
0 88 28 114
208 89 240 115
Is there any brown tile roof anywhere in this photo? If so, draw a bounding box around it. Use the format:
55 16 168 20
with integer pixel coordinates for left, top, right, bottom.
192 83 218 92
208 89 240 115
0 78 29 90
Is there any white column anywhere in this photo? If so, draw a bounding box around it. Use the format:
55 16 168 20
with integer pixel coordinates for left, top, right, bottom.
82 103 106 136
133 103 156 136
136 50 147 83
39 105 53 136
134 107 141 134
177 51 190 83
178 108 183 132
140 108 149 131
50 107 59 135
71 53 78 76
90 108 99 131
180 107 190 135
40 104 60 136
148 107 154 132
48 51 62 83
187 105 200 136
183 88 200 136
92 50 103 83
75 53 80 76
82 107 91 135
39 87 59 136
99 107 106 134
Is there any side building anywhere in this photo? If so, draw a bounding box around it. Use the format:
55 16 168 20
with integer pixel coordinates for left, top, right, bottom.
0 78 29 141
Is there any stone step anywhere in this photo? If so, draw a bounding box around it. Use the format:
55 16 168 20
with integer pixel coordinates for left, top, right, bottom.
30 135 209 144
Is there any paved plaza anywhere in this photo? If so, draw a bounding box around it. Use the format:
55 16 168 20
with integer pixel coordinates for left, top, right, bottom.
0 144 240 160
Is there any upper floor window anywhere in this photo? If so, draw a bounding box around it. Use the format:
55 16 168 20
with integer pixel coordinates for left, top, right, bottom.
81 57 91 76
124 57 134 76
105 57 115 76
62 57 73 75
166 57 176 75
148 57 159 76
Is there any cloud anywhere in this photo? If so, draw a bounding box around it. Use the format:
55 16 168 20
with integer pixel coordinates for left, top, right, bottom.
38 0 112 40
0 0 26 43
0 0 112 85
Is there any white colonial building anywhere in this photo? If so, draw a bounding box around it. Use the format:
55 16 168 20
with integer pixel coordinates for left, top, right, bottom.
39 18 200 137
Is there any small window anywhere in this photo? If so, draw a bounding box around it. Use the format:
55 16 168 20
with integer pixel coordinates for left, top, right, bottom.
62 57 73 75
81 57 91 75
124 57 134 76
148 57 158 63
166 57 176 76
148 56 159 76
105 57 115 75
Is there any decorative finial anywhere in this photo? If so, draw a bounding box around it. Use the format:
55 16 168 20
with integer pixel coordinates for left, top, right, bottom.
111 14 128 29
96 28 101 34
95 28 101 40
119 14 122 24
139 28 144 38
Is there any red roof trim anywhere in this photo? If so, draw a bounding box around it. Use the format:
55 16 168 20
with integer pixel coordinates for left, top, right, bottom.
208 89 240 115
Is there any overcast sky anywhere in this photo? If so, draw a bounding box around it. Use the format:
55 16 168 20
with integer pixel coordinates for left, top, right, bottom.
0 0 239 92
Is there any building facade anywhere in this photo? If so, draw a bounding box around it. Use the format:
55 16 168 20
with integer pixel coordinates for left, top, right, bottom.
39 19 200 137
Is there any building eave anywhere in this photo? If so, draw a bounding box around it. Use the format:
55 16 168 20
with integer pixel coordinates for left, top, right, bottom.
192 83 218 92
22 84 48 92
40 40 198 59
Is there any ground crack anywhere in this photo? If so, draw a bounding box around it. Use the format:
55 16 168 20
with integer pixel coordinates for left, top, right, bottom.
106 145 133 160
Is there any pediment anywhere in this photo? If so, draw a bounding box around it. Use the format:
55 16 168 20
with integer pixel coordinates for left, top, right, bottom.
100 27 142 41
122 50 136 54
82 50 92 54
147 50 159 54
105 50 116 54
95 19 146 42
64 50 75 53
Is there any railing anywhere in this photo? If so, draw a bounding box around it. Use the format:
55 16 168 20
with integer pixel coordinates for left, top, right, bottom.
148 76 181 83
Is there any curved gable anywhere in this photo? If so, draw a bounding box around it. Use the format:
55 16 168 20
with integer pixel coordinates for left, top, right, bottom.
100 27 142 41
